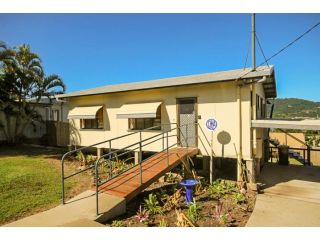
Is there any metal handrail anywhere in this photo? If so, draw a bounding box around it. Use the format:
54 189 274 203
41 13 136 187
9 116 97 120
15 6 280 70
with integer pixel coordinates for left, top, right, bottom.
95 134 179 187
61 124 169 204
61 121 209 214
94 123 192 216
268 145 319 166
196 123 212 150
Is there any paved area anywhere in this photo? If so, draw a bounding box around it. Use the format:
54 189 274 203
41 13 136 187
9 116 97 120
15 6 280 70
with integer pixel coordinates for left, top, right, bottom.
246 163 320 226
5 190 126 227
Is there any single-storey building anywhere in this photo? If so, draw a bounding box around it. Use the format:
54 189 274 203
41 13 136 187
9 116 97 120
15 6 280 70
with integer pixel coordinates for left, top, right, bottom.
0 96 69 144
56 65 277 183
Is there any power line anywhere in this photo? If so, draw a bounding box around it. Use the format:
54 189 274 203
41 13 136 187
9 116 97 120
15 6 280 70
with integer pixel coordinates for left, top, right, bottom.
243 35 251 70
237 20 320 81
255 33 269 67
258 21 320 66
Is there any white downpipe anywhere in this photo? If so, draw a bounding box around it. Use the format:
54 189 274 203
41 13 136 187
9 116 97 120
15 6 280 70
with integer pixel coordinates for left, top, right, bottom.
251 84 257 183
237 85 243 182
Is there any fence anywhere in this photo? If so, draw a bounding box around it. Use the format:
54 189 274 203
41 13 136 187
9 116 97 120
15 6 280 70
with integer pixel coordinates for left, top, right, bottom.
46 121 70 147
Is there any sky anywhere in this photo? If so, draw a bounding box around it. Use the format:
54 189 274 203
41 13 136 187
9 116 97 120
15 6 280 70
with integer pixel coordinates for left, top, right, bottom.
0 13 319 101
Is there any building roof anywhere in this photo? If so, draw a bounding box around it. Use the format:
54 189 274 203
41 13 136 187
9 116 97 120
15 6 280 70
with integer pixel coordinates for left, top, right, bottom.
57 65 276 99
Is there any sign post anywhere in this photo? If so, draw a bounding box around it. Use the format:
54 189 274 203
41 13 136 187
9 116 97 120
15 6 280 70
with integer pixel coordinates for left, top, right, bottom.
205 118 218 184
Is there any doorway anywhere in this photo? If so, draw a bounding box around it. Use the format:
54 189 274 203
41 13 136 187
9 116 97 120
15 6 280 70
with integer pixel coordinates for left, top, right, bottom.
177 98 197 147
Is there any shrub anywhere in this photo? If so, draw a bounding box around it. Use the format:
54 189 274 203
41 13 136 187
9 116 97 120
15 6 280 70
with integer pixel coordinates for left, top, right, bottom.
86 154 96 165
111 220 124 227
144 193 163 215
234 193 246 204
75 151 86 165
208 179 227 199
224 180 237 193
208 179 237 199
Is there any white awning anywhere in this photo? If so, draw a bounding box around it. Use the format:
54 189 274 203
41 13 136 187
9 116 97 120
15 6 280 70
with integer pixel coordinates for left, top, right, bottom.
68 106 103 119
252 119 320 131
117 102 162 119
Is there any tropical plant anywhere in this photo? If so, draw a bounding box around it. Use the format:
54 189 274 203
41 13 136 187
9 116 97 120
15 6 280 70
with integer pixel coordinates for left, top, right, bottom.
158 218 168 227
195 177 208 195
144 193 163 215
186 200 201 223
111 153 134 175
75 151 86 165
0 42 65 144
208 179 227 199
165 172 176 182
212 201 230 225
207 179 237 199
86 154 97 165
234 193 246 204
157 188 169 204
111 220 124 227
136 205 150 225
224 180 237 193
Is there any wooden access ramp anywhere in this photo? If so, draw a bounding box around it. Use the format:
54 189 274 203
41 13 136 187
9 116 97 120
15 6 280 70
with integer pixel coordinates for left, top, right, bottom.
98 147 199 202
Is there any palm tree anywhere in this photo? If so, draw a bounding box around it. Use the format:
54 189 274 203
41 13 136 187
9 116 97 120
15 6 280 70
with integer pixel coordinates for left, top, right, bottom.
0 41 16 142
0 42 66 143
0 41 15 63
36 72 66 101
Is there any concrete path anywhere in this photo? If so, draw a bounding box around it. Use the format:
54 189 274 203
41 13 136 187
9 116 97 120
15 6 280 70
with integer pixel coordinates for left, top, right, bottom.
246 163 320 226
4 190 126 227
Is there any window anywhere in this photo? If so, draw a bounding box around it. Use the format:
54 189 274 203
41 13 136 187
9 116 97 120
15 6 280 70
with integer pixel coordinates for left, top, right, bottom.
128 106 161 130
256 94 260 119
260 98 264 118
256 94 265 119
80 108 104 129
45 107 50 121
52 110 59 121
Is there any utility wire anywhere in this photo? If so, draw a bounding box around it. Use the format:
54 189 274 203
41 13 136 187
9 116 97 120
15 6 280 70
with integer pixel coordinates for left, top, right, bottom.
258 21 320 66
255 33 269 67
243 35 251 70
237 20 320 81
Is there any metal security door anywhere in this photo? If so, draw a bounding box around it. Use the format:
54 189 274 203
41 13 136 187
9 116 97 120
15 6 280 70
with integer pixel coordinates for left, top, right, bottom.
177 98 197 147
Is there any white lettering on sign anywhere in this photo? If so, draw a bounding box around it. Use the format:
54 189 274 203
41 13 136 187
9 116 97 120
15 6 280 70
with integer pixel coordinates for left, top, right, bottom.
205 118 218 132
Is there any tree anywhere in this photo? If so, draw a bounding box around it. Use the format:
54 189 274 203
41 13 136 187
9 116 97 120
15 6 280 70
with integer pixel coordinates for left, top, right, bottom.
0 42 65 144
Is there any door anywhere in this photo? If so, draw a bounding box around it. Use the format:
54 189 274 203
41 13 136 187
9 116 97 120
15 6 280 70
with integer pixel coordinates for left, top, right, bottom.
177 98 197 147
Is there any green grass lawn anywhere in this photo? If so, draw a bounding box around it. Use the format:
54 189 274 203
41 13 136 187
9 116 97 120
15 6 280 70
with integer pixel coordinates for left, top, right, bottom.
0 145 90 225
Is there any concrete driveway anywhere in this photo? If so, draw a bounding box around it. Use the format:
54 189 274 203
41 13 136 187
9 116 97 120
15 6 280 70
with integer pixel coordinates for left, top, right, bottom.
246 163 320 227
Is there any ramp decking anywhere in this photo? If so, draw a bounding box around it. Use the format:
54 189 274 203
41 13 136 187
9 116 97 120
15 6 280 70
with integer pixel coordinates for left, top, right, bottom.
99 147 198 201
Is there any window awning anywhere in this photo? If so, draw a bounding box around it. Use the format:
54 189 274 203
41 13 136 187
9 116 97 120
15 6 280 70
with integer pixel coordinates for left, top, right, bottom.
117 102 162 119
68 106 103 119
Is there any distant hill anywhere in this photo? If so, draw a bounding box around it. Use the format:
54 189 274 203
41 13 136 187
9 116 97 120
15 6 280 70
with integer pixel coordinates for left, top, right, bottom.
267 98 320 119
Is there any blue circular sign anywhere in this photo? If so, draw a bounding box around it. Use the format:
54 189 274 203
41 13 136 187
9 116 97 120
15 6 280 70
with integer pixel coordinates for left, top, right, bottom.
206 118 218 131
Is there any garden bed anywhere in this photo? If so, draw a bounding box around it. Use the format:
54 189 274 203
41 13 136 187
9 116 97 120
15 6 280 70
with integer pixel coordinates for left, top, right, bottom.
105 175 256 227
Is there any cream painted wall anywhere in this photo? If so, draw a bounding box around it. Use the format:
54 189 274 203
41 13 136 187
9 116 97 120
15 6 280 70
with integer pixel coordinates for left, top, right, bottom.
67 81 254 159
